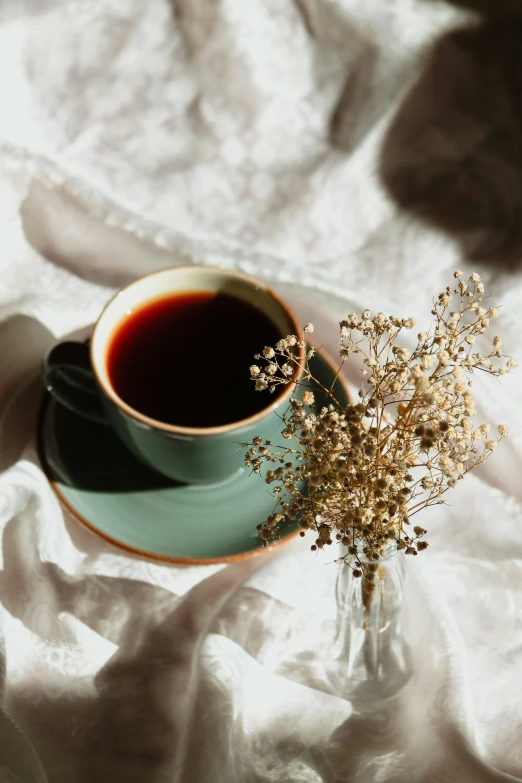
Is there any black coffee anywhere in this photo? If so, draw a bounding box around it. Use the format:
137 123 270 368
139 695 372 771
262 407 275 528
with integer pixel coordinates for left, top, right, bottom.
107 291 283 427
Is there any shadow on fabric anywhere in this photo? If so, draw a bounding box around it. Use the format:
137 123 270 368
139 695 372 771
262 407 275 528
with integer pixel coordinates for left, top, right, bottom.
428 0 522 15
0 315 54 473
311 707 522 782
0 507 262 783
380 17 522 268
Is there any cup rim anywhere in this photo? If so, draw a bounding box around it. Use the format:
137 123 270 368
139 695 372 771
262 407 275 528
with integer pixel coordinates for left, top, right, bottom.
90 264 305 436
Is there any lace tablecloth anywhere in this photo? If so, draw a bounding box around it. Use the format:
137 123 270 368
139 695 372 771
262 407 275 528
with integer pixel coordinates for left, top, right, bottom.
1 1 522 781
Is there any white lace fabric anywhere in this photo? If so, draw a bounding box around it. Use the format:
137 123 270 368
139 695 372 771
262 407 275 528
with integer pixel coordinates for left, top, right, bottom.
1 1 522 782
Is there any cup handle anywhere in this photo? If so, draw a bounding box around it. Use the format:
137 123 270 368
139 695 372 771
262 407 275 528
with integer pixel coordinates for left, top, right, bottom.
42 341 109 425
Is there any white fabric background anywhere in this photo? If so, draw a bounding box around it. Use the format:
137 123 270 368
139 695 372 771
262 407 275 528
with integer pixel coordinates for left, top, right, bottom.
1 1 522 781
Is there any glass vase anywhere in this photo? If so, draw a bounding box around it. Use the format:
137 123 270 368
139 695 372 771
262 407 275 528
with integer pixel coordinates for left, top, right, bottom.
329 543 412 708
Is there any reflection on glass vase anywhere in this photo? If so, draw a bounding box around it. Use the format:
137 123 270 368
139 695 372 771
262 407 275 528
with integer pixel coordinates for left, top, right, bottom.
329 543 412 708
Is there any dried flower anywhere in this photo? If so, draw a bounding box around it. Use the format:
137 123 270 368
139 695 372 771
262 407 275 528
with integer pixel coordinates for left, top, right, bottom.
241 276 516 581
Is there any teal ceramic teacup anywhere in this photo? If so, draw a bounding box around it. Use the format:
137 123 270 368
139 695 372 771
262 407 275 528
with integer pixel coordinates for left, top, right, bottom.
42 265 304 484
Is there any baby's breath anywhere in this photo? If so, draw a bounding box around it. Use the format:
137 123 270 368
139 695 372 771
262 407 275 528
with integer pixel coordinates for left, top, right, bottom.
242 274 516 599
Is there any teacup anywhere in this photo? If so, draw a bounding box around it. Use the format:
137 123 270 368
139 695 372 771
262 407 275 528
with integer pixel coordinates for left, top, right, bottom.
42 265 304 484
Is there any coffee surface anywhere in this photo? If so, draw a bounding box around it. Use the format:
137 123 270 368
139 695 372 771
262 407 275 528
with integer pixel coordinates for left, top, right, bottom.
107 291 283 427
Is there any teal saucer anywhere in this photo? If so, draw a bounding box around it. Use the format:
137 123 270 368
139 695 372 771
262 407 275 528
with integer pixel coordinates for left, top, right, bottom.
38 347 349 564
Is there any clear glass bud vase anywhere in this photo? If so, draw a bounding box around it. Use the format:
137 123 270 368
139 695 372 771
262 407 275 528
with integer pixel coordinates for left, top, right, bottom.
329 543 412 708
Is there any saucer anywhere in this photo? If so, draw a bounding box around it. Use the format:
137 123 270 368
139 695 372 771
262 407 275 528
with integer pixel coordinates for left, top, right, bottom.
38 347 349 565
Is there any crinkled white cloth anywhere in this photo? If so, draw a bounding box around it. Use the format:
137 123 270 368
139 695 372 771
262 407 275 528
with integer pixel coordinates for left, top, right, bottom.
1 1 522 781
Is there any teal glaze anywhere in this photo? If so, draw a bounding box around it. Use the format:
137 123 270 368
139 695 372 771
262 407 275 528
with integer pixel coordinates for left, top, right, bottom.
101 390 295 484
38 349 349 564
